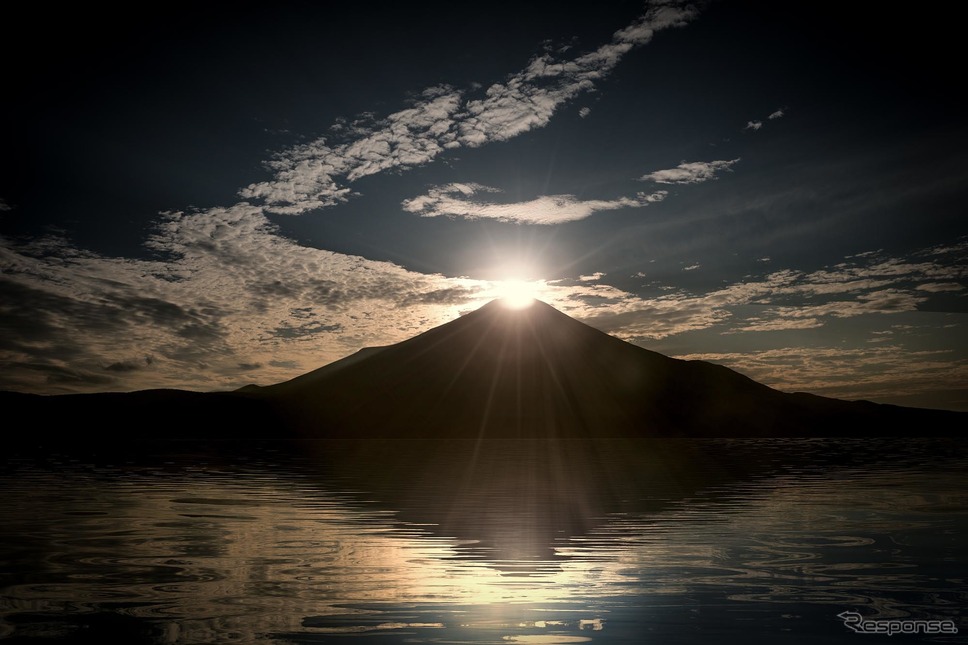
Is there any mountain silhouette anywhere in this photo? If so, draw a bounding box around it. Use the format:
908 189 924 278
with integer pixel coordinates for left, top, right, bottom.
254 299 961 438
4 299 964 444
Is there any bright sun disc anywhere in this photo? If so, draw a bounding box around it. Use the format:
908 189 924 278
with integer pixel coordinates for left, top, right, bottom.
495 280 537 309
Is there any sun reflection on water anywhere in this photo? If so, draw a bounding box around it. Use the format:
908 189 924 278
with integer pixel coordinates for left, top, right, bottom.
0 471 617 643
0 441 966 643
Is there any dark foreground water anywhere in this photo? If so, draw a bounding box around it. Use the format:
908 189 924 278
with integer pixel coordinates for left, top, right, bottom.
1 439 965 644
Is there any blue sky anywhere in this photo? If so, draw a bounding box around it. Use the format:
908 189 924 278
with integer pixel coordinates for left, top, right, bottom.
2 1 966 409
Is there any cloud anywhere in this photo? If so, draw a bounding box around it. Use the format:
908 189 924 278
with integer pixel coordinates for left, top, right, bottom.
104 359 147 373
579 107 592 118
744 108 784 132
916 282 964 292
639 158 740 184
455 1 697 148
674 345 968 405
9 362 118 388
682 263 700 271
922 240 968 256
572 243 968 340
407 155 742 224
401 183 667 225
239 88 463 214
579 272 606 282
728 289 929 334
267 320 343 341
239 1 700 215
845 249 881 259
0 199 12 212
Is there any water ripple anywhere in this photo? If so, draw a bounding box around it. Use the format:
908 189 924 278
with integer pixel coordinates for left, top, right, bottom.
1 439 965 643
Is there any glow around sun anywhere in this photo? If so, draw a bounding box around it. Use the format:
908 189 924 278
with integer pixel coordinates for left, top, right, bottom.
478 261 551 309
494 279 538 309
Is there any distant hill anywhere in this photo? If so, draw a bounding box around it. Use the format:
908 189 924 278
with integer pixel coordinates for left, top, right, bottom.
5 299 964 444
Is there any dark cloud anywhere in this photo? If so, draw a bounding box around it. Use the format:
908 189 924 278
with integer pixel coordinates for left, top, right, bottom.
176 321 226 341
6 361 118 387
104 360 144 372
396 286 482 307
103 293 211 330
268 321 343 340
916 282 964 293
248 279 302 299
0 280 71 348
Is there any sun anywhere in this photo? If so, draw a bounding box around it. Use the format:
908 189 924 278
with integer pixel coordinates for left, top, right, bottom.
494 279 538 309
483 261 546 309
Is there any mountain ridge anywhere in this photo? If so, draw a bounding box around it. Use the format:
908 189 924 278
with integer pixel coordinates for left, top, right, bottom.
254 299 962 438
4 299 965 443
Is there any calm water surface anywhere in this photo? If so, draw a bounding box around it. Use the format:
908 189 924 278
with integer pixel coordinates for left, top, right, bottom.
0 439 965 643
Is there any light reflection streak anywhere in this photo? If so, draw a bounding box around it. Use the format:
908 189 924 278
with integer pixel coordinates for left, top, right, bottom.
0 473 618 642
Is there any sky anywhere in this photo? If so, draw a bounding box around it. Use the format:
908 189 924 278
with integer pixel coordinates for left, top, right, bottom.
2 0 966 410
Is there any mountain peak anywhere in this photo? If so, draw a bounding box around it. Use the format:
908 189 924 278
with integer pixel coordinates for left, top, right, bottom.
474 297 553 313
467 297 575 323
397 297 622 361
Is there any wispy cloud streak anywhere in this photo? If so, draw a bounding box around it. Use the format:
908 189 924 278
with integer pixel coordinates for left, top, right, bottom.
576 245 968 340
240 1 700 215
402 183 667 225
639 158 739 184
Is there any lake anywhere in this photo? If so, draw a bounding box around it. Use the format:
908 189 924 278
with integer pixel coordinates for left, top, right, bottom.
1 438 965 643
